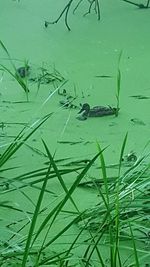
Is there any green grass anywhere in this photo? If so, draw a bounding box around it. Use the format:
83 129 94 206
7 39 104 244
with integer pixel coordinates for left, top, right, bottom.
0 40 30 100
0 106 149 267
0 40 66 101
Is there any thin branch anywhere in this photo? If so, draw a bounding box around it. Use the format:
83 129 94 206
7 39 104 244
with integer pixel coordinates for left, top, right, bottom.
45 0 74 31
146 0 150 7
84 0 100 20
73 0 84 14
96 0 101 20
65 0 73 30
122 0 150 8
84 0 95 16
45 0 101 31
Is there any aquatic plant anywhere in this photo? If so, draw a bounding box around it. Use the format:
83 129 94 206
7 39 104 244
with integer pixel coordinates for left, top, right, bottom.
76 136 150 266
30 64 65 85
45 0 101 31
0 113 52 169
0 129 149 266
0 40 66 101
0 40 30 100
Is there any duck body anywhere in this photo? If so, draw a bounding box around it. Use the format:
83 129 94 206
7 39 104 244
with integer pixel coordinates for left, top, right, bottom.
87 105 117 117
77 103 118 120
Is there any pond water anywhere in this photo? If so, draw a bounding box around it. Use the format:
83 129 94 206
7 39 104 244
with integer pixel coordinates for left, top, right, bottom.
0 0 150 266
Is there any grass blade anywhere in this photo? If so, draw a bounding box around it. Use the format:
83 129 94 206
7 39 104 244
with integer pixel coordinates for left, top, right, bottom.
42 139 79 212
22 150 53 267
31 149 106 249
0 113 52 168
97 142 109 206
129 222 140 267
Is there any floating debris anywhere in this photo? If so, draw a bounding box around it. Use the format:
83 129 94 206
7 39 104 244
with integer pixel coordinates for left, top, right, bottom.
57 140 84 145
130 95 150 100
95 75 113 78
131 118 146 126
29 68 65 84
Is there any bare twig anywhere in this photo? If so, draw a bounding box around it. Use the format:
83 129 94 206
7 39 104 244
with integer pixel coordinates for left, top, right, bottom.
122 0 150 8
73 0 84 14
45 0 74 31
84 0 95 16
146 0 150 7
96 0 100 20
84 0 101 20
45 0 101 31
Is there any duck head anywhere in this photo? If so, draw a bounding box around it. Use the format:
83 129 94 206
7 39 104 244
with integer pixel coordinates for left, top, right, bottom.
78 103 90 115
76 103 90 120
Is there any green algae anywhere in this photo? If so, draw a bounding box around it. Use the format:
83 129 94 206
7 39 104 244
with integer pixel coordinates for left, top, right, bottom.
0 0 150 266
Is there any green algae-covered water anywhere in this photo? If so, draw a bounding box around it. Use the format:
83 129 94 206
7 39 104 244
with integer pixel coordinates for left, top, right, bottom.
0 0 150 266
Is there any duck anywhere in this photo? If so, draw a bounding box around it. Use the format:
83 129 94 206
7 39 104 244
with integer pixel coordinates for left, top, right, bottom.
16 65 30 78
76 103 118 120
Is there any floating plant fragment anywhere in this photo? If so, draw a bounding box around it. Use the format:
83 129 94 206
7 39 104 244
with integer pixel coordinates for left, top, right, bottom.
130 95 150 100
122 0 150 8
57 140 84 145
95 75 113 78
131 118 146 126
29 65 65 85
44 0 101 31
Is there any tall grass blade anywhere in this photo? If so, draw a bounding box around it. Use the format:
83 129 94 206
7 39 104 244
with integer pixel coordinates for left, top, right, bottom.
0 40 12 60
0 113 52 168
35 211 86 266
31 149 105 249
97 142 109 206
22 151 53 267
0 40 29 97
83 211 112 266
42 139 79 212
113 133 128 266
118 132 128 176
129 222 140 267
